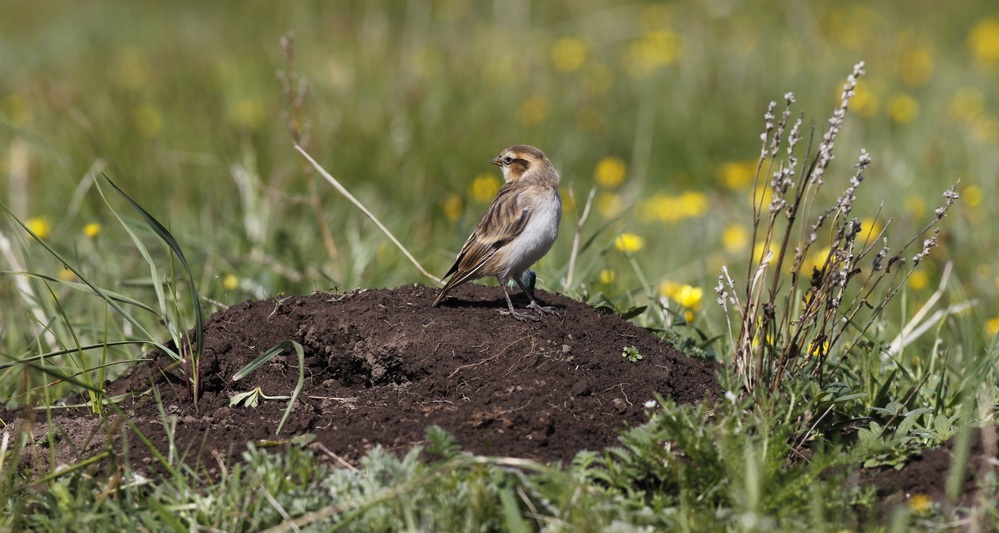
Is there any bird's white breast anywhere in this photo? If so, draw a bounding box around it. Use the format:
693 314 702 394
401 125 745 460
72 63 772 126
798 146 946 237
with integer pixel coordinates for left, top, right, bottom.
502 188 561 278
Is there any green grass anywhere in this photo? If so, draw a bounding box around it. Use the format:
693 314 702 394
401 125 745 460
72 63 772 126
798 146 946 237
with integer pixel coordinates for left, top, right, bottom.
2 1 999 530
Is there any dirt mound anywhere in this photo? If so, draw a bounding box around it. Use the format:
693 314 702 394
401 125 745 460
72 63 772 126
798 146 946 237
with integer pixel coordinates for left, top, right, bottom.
5 284 997 513
10 284 718 475
856 425 999 509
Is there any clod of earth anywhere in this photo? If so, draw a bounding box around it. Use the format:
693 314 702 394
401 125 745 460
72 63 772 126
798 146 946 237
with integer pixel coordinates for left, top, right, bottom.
4 285 997 509
6 284 718 476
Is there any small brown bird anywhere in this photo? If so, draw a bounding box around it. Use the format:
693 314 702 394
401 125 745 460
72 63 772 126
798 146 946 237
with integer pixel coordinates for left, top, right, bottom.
433 145 562 321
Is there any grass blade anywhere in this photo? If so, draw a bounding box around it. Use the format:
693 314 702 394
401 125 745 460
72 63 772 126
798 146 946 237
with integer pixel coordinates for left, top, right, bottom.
96 174 204 403
1 200 173 356
97 175 203 362
232 340 306 435
294 144 439 283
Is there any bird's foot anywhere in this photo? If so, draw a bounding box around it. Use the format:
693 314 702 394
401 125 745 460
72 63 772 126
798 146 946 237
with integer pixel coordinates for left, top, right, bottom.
527 300 558 315
499 308 541 322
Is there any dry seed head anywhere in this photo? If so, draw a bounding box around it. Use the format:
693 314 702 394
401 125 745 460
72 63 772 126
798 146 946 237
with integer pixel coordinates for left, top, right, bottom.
812 62 866 185
761 101 777 157
788 117 802 158
912 228 940 266
809 212 829 244
872 237 889 272
770 93 796 157
832 150 871 217
935 186 959 219
716 273 727 307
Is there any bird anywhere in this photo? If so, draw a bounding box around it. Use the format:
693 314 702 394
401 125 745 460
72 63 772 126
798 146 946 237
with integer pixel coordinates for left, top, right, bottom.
433 145 562 321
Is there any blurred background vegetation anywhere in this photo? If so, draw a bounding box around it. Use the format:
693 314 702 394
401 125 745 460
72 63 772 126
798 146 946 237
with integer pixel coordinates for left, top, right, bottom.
2 0 997 353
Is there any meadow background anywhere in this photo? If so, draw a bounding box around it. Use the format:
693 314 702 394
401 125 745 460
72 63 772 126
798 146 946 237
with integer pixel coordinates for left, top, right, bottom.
2 0 999 528
3 1 998 334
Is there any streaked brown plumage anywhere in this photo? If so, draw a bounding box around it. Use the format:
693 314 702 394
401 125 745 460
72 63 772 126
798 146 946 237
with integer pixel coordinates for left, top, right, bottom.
433 145 562 321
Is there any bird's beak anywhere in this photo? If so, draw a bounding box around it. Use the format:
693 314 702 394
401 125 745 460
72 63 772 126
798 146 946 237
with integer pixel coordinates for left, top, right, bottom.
490 157 503 167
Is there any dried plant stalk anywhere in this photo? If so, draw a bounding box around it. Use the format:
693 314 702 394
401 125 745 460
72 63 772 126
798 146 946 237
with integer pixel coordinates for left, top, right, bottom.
719 62 960 393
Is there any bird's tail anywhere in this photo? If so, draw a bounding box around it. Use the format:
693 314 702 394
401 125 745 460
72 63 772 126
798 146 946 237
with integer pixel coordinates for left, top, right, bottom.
432 283 451 307
432 290 446 307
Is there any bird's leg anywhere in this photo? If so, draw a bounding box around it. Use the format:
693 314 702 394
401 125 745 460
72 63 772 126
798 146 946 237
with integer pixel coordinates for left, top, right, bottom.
497 277 540 322
512 274 557 316
519 270 537 300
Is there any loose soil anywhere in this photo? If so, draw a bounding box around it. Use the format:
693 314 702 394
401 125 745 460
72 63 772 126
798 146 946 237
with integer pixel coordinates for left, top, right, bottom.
8 284 717 475
4 284 996 512
855 425 999 510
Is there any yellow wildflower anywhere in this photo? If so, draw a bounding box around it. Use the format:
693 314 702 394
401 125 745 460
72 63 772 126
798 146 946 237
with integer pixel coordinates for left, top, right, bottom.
658 281 703 311
907 493 933 514
677 191 708 218
802 246 832 274
887 93 919 123
517 95 550 126
850 79 879 117
907 270 929 291
722 224 749 253
676 286 703 311
808 339 830 357
962 184 982 208
719 160 756 190
595 157 627 188
968 18 999 69
614 232 644 253
599 269 616 284
222 274 239 291
83 223 101 238
442 194 463 221
639 191 708 223
658 281 681 299
57 268 76 282
986 317 999 337
749 184 775 210
550 37 588 72
625 30 680 76
858 218 883 245
754 242 778 265
26 216 52 240
469 174 501 203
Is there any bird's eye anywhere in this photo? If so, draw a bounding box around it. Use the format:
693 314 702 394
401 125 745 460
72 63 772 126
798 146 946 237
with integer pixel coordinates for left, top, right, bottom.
503 156 515 165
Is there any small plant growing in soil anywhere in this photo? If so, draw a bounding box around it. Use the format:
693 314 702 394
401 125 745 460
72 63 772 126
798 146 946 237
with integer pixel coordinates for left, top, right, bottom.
228 339 305 435
622 345 643 363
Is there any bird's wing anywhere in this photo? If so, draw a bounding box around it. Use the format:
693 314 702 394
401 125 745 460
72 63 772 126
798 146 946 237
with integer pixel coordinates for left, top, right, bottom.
441 183 532 286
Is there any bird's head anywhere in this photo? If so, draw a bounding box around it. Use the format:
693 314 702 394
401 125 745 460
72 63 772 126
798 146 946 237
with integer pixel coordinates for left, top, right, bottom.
490 145 553 183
